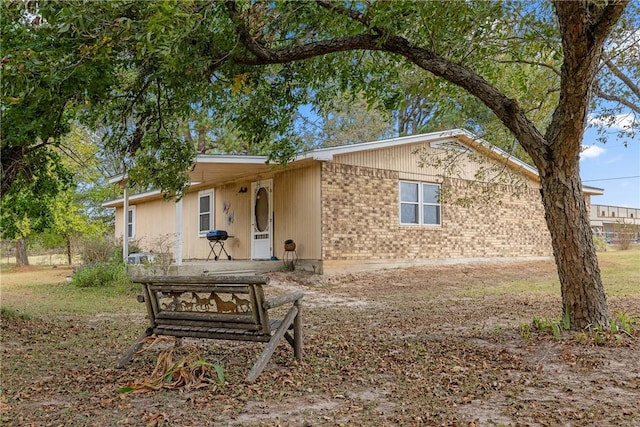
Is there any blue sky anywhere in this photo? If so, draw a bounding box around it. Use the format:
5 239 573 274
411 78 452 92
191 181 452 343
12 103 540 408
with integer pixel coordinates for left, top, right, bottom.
580 115 640 208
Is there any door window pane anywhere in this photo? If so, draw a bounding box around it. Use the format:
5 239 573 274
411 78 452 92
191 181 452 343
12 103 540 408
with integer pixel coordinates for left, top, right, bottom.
255 187 269 232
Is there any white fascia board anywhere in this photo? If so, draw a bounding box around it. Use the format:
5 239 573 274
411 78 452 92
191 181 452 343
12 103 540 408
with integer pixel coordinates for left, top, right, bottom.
108 173 127 185
582 185 605 195
454 128 540 177
296 128 541 179
101 182 201 208
196 154 270 164
102 189 161 208
297 129 468 161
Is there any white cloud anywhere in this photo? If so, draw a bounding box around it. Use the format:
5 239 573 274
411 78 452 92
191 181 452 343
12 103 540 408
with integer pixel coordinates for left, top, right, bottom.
580 145 606 159
588 114 637 131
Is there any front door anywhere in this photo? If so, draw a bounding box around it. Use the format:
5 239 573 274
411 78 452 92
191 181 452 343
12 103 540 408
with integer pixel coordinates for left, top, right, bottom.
251 179 273 260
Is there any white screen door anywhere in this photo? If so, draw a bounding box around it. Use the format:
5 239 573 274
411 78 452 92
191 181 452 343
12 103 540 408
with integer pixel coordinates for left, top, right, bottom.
251 179 273 259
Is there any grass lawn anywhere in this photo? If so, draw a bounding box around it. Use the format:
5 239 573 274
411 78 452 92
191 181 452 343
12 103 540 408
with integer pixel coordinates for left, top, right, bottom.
1 249 638 426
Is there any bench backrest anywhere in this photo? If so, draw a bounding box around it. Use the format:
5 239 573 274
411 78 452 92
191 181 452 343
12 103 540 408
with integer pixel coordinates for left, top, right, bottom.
134 276 273 335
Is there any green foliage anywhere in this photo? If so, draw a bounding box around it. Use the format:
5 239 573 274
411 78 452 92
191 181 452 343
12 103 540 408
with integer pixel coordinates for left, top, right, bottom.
298 90 395 148
0 307 31 321
528 310 637 345
72 261 130 289
590 0 640 143
610 310 636 335
0 150 70 240
593 235 608 252
562 305 571 331
530 316 569 340
519 322 531 340
3 0 634 199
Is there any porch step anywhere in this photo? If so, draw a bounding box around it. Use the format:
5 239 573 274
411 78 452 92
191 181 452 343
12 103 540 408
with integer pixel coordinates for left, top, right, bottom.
202 269 257 276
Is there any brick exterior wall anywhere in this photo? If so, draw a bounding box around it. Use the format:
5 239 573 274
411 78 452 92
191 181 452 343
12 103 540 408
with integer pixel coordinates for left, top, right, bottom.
321 162 552 261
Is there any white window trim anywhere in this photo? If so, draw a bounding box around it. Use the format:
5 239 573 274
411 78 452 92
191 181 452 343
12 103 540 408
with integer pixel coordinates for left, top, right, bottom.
198 189 214 237
399 181 442 226
127 206 136 240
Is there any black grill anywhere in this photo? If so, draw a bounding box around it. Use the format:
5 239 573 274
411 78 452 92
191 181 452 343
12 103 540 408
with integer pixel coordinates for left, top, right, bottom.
206 230 232 261
206 230 229 241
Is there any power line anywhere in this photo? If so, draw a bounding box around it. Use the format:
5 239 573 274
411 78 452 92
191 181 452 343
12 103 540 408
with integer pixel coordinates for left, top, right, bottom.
583 175 640 182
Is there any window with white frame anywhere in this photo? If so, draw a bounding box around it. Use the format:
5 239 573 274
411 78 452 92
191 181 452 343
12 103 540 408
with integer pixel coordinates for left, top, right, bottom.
198 189 214 235
399 181 441 225
126 206 136 240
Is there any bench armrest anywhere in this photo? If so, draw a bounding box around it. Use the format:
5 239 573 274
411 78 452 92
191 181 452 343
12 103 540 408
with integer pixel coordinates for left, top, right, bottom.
262 291 304 310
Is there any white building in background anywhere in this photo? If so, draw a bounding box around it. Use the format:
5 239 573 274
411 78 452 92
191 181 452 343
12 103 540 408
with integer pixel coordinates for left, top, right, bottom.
590 204 640 242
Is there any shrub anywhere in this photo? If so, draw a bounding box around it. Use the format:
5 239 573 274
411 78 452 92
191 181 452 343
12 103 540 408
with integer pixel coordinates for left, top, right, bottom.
592 235 607 252
72 261 131 288
612 222 637 251
80 236 119 264
80 236 144 264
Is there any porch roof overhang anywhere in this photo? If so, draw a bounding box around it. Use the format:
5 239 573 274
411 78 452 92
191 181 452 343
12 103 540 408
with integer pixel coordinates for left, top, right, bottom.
582 185 605 196
189 155 272 190
102 157 318 208
102 189 163 208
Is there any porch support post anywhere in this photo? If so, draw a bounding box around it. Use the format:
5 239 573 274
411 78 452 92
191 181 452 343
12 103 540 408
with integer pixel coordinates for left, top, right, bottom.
175 198 183 265
122 185 129 263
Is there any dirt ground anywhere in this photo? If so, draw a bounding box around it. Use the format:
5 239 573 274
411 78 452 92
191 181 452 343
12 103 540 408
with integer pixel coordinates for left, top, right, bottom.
1 261 639 426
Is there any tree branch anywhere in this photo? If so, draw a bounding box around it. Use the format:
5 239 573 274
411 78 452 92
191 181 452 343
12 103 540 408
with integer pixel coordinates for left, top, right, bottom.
546 0 628 163
594 84 640 114
222 1 547 165
225 1 272 61
604 58 640 100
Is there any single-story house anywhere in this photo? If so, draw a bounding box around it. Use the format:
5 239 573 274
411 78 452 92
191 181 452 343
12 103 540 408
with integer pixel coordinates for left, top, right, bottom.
103 129 604 274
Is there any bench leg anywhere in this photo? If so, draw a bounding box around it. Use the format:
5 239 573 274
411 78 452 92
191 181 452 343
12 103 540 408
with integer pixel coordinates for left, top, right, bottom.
246 305 298 383
293 300 303 361
116 327 153 368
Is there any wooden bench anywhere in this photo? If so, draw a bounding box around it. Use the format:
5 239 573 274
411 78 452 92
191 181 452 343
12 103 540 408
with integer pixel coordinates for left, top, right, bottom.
117 275 303 382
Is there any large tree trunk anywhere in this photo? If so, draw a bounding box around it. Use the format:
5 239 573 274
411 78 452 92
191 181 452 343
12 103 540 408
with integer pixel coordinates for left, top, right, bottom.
15 237 29 267
539 167 610 329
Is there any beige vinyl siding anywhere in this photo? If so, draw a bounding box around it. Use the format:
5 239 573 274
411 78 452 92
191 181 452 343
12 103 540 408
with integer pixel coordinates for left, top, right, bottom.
115 199 177 253
114 208 124 240
273 163 322 260
181 186 251 260
180 163 322 260
213 181 252 260
182 191 211 259
334 142 539 187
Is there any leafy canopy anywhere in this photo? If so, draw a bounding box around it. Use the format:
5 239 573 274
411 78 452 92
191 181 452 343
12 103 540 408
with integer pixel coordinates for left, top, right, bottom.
2 0 635 197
